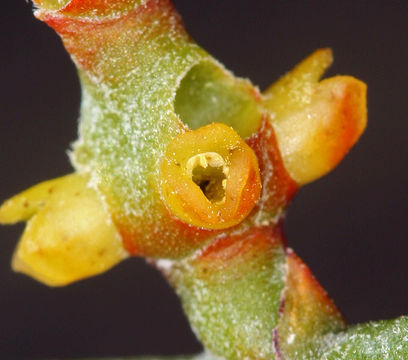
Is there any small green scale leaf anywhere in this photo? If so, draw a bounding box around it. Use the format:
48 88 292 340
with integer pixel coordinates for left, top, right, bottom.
276 250 345 360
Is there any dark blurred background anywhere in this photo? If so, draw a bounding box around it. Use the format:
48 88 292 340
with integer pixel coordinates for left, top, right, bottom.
1 0 408 359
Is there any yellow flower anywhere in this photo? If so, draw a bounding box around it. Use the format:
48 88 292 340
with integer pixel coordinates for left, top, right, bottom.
0 174 127 286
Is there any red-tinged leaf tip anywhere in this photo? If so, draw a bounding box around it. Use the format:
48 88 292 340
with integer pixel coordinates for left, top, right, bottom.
34 0 147 18
275 249 345 359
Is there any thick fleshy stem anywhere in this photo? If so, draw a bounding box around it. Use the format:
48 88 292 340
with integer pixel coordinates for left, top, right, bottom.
2 1 407 359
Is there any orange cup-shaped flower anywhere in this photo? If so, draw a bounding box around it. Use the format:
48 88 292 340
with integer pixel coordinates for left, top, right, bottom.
160 123 262 230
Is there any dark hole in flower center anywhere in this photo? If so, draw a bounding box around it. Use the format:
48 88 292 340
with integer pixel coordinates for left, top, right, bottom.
192 165 227 203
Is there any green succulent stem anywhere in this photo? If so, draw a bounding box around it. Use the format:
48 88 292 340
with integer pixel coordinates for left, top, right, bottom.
3 1 408 359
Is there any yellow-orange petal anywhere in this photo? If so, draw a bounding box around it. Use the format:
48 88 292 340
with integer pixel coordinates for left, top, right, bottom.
272 76 367 185
263 49 367 185
0 177 64 224
160 123 262 230
0 174 127 286
264 48 333 120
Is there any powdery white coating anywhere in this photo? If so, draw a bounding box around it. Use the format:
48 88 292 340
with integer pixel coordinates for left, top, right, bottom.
70 3 210 222
101 351 226 360
34 0 148 18
53 0 276 259
318 316 408 360
275 316 408 360
169 233 287 360
64 1 266 257
155 258 175 272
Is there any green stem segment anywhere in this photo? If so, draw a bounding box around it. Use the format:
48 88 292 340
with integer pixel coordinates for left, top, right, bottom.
37 0 263 258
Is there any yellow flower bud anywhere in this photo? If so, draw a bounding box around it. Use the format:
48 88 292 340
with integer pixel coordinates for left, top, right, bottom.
0 174 127 286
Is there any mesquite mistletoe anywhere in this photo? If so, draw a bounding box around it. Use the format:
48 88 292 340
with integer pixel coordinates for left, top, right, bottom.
1 0 407 359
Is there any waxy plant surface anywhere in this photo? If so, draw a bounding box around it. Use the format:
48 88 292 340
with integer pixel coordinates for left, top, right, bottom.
1 1 407 359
